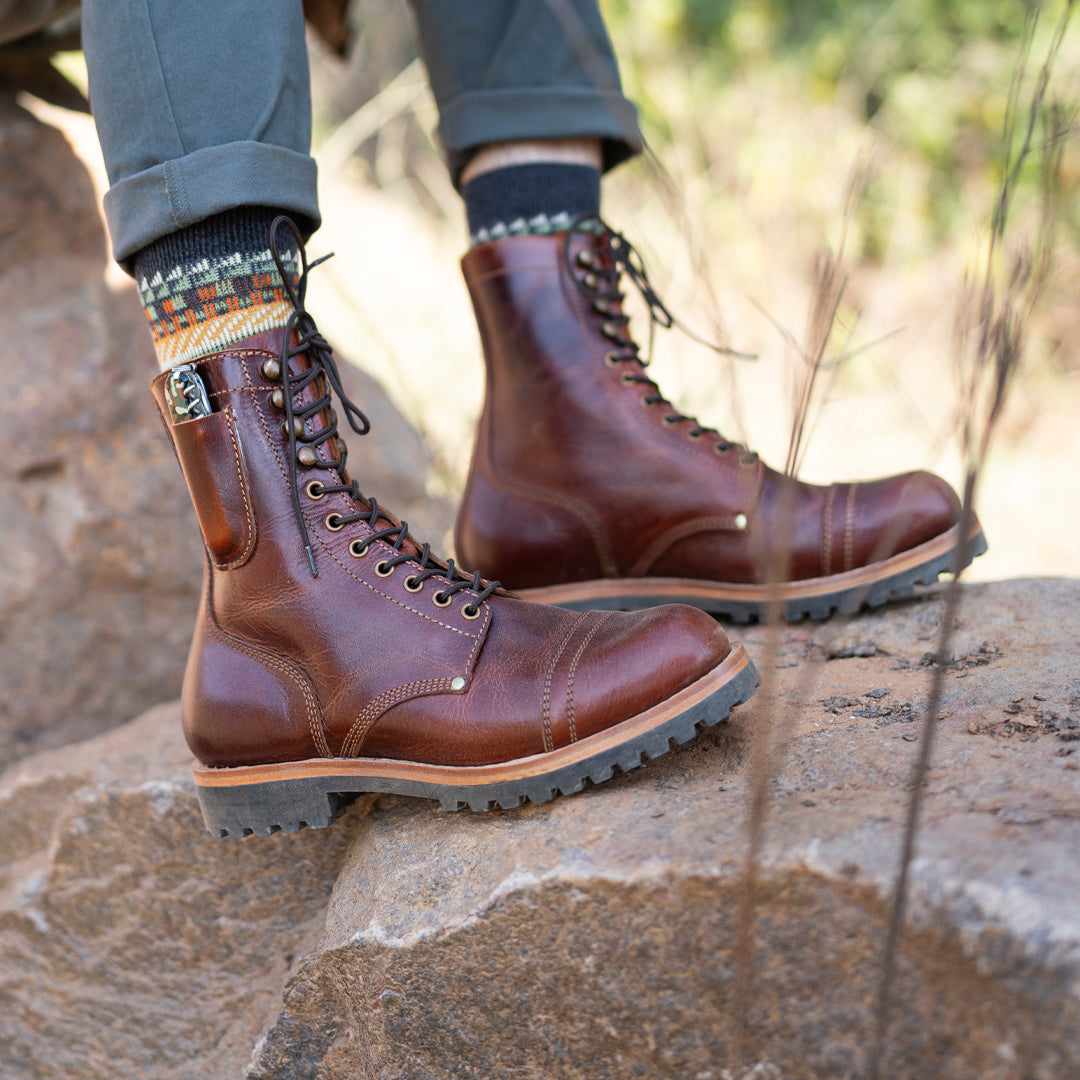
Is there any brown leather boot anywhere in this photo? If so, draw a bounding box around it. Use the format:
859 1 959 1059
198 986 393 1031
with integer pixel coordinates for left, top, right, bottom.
152 220 758 838
455 218 986 623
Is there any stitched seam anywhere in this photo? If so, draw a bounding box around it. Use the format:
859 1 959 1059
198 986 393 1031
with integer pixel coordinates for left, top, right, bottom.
217 404 258 570
232 355 480 637
822 484 836 578
565 611 613 744
477 451 618 578
342 678 453 757
205 585 330 758
541 612 588 752
628 515 745 578
844 484 857 573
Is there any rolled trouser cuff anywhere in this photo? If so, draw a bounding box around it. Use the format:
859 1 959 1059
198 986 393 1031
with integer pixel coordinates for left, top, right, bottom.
437 87 643 189
104 140 320 271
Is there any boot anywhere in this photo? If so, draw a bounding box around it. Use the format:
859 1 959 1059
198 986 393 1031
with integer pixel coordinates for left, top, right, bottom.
152 219 758 838
455 217 986 622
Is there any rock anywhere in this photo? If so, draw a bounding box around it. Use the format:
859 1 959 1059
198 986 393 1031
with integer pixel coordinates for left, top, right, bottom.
0 95 451 766
2 578 1079 1078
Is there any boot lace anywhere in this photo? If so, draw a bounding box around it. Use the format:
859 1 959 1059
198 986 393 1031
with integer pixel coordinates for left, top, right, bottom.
562 214 758 463
268 216 498 615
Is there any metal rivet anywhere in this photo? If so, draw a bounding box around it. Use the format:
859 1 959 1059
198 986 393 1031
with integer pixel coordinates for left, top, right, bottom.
282 417 305 439
450 676 466 691
297 445 319 467
584 272 599 289
576 249 594 268
269 388 286 411
734 513 748 531
260 358 281 381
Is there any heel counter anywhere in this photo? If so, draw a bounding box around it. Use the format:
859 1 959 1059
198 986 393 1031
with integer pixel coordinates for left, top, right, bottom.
182 581 328 767
455 462 612 590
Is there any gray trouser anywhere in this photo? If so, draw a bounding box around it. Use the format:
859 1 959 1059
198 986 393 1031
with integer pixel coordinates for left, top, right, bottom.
7 1 640 267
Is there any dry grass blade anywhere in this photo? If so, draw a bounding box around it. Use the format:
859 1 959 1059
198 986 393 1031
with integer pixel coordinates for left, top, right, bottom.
867 5 1073 1076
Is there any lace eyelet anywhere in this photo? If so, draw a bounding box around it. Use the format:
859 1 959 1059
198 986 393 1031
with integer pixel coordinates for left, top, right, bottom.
374 560 394 578
687 430 703 440
325 513 345 532
462 603 481 620
305 479 326 500
604 352 621 369
269 389 286 412
641 397 656 409
403 575 423 593
619 372 637 386
297 446 319 467
432 592 452 608
260 358 281 381
714 443 731 456
348 539 368 558
739 454 756 468
662 415 679 427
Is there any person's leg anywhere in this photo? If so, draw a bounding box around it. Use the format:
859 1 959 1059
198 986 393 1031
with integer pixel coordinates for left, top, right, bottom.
409 0 985 623
79 0 754 836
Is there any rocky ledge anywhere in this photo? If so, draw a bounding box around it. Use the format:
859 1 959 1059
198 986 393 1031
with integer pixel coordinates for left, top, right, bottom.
1 578 1078 1079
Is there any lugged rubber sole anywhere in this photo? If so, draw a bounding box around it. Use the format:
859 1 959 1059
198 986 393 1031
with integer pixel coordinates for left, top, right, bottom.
517 522 988 624
193 642 760 838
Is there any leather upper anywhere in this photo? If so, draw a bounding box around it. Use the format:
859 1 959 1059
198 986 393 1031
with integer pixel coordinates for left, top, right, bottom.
455 231 960 589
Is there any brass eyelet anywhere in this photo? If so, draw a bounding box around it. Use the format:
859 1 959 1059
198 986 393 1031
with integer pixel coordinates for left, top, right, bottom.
297 446 319 468
261 358 281 381
688 430 703 440
325 513 345 532
641 397 656 409
403 575 423 593
462 603 481 620
662 414 679 427
714 443 731 456
349 539 368 558
305 479 326 500
432 592 452 608
620 372 637 386
604 352 621 369
374 560 394 578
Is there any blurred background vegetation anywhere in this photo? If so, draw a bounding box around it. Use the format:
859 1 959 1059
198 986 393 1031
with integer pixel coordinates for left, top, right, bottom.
300 0 1078 579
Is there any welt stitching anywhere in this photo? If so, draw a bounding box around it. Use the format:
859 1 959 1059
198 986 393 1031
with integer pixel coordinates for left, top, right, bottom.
565 611 613 743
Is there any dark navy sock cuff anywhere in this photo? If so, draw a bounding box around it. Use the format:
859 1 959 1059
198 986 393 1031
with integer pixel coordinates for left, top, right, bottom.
132 206 297 284
463 163 600 242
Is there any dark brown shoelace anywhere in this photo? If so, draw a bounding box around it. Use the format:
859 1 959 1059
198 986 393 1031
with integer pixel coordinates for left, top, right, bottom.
268 217 497 615
562 214 758 461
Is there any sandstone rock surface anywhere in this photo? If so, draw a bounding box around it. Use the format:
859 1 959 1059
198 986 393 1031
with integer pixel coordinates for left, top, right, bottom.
1 579 1078 1079
0 95 450 766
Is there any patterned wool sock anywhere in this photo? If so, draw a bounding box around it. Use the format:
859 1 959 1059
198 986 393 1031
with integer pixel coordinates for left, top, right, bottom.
132 207 299 370
462 163 601 246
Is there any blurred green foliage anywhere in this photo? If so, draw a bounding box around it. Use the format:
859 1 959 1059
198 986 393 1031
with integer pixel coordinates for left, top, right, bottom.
601 0 1077 252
